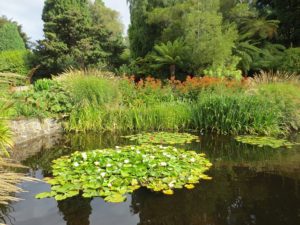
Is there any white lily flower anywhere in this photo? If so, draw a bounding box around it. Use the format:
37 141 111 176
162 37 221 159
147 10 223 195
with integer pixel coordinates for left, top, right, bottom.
73 162 79 167
160 162 167 166
168 182 175 188
108 183 112 187
190 158 196 163
94 161 100 166
81 152 87 160
100 172 106 177
106 163 112 167
124 159 130 164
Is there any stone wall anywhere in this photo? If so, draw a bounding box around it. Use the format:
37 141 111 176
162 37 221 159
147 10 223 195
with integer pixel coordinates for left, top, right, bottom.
9 118 63 145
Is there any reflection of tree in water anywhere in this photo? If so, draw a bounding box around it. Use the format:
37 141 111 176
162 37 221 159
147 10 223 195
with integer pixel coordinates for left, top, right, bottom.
131 167 300 225
57 196 92 225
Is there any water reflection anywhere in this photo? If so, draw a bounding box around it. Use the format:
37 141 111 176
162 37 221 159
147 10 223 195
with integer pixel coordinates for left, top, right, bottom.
1 132 300 225
58 197 92 225
131 167 300 225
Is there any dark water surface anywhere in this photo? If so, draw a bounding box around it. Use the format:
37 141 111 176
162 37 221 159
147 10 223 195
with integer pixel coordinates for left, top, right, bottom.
1 133 300 225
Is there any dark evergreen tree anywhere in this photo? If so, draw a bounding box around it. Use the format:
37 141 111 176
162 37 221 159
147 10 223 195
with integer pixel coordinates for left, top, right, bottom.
35 0 125 75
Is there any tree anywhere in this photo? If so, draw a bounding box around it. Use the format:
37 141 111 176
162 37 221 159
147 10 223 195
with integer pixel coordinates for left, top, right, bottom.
147 0 237 73
90 0 125 69
0 19 26 51
256 0 300 47
150 39 189 77
127 0 166 58
0 16 30 50
35 0 125 75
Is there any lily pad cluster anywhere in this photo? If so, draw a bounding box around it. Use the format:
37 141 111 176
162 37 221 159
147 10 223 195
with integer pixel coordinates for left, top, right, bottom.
36 145 212 203
123 132 200 144
235 136 295 148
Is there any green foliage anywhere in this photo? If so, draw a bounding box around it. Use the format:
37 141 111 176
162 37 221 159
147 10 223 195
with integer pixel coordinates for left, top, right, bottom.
63 75 119 106
0 50 31 75
191 87 285 135
0 72 29 87
35 0 125 75
144 0 238 74
0 101 13 158
276 48 300 73
36 145 212 202
0 22 26 51
12 79 73 118
204 57 243 80
123 132 199 145
149 39 189 76
235 136 296 148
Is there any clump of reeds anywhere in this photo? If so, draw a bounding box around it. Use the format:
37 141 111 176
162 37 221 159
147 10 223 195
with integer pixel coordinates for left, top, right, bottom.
253 70 299 84
0 161 39 205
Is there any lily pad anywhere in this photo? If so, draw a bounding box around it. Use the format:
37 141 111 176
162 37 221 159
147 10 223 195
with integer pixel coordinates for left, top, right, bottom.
235 136 295 149
123 132 200 145
36 145 212 203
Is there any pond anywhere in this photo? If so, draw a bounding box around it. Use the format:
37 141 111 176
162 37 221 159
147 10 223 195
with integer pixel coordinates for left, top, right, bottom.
1 132 300 225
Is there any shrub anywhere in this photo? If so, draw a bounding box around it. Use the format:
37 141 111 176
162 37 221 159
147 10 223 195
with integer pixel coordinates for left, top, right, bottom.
277 48 300 73
0 22 26 51
0 50 31 75
12 80 73 118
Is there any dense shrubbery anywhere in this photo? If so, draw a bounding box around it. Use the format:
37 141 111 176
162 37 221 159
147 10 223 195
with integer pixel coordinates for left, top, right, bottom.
0 50 31 75
6 70 300 136
12 79 73 118
8 70 298 136
276 48 300 73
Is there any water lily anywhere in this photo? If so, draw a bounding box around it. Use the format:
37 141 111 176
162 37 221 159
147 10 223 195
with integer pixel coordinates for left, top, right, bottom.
100 172 106 177
160 162 167 166
37 145 212 204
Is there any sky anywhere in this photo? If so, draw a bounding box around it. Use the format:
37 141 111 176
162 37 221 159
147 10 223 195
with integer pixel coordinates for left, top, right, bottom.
0 0 130 41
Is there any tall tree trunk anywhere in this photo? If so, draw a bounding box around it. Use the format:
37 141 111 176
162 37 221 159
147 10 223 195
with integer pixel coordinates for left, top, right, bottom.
170 64 176 78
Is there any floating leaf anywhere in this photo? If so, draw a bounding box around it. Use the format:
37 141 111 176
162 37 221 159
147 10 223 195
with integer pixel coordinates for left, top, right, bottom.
235 136 296 149
104 194 127 203
35 192 53 199
123 132 200 145
36 145 212 203
184 184 195 189
163 189 174 195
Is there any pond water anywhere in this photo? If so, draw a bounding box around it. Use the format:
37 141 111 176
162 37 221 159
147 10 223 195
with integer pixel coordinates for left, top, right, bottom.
1 133 300 225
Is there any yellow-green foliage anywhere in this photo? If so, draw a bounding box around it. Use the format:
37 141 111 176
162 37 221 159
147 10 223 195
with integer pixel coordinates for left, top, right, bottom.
0 50 31 75
0 101 13 158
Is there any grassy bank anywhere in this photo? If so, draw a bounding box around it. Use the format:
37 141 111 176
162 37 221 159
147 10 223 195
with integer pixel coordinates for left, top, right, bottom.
4 70 300 136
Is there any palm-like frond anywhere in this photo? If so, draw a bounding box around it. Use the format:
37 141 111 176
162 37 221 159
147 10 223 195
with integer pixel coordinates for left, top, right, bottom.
233 41 262 72
240 17 279 40
151 39 188 68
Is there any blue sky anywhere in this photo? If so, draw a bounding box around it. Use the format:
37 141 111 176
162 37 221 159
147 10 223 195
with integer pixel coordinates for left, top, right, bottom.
0 0 130 41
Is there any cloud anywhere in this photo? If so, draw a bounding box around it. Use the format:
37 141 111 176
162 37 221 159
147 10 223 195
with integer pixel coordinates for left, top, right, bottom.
0 0 130 41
